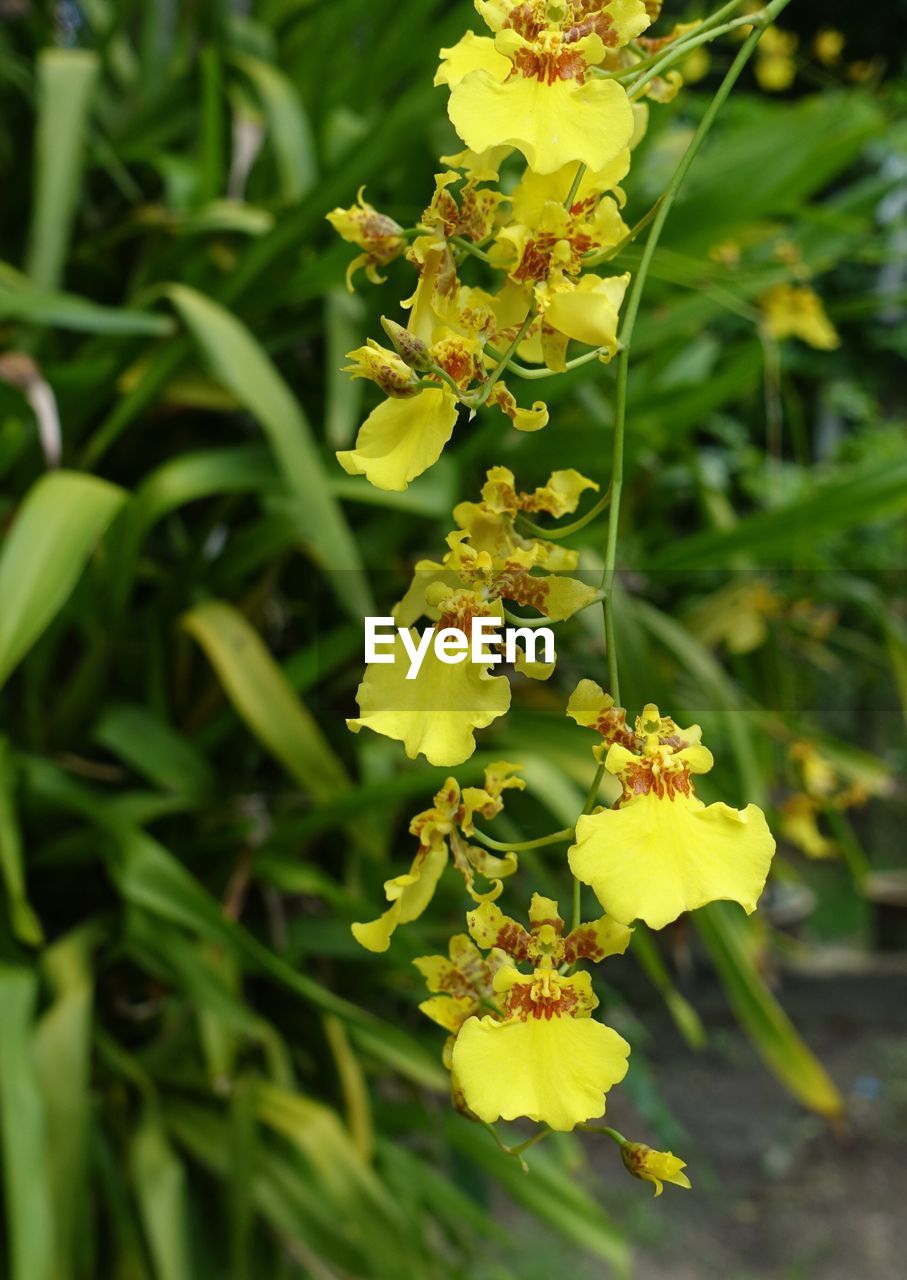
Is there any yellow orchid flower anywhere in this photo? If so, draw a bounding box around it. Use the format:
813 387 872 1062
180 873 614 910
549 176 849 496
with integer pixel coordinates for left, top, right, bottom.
467 892 633 965
347 595 512 766
343 339 422 398
761 283 839 350
537 271 630 367
393 467 601 631
569 702 776 929
454 463 597 565
337 321 547 491
438 1 650 175
779 793 837 860
351 765 522 952
492 163 628 286
621 1142 692 1196
414 933 509 1042
422 169 507 245
451 893 632 1130
326 186 407 289
338 237 552 491
687 580 781 655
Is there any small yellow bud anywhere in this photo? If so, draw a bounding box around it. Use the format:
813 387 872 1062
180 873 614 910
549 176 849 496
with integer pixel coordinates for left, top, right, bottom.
343 340 421 398
380 317 433 372
621 1142 692 1196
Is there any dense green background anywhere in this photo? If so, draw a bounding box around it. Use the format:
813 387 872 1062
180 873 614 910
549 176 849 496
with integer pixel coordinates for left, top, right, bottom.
0 1 904 1277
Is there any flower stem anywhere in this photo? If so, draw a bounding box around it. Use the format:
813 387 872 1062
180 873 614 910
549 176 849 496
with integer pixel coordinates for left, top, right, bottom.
578 1124 627 1146
583 199 663 270
516 488 612 541
485 1123 552 1171
489 345 607 380
600 3 792 708
470 825 575 853
475 307 537 405
451 235 493 264
604 0 751 85
627 12 763 97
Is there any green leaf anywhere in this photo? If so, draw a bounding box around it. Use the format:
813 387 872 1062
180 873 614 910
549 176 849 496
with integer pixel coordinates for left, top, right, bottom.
232 55 317 201
181 599 349 803
0 966 54 1280
651 451 907 571
0 739 42 944
131 1109 193 1280
0 277 174 335
695 904 843 1119
34 928 98 1280
0 471 127 689
165 284 371 617
93 703 215 803
108 444 276 607
25 50 100 291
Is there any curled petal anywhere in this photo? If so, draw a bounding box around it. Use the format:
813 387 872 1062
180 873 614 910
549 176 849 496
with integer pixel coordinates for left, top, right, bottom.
488 381 549 432
435 31 511 88
351 844 448 952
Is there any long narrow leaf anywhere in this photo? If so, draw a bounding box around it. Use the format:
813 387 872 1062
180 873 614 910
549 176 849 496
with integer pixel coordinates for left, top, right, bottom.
0 471 127 689
25 50 99 291
695 904 843 1119
0 966 54 1280
166 284 371 617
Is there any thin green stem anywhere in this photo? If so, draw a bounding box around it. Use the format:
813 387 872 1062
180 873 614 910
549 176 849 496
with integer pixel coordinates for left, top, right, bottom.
516 488 612 541
470 825 575 853
488 345 607 380
484 1123 552 1171
510 1127 552 1157
583 198 663 269
572 875 582 933
581 761 607 815
474 307 537 404
420 362 464 398
602 0 750 84
503 606 564 628
627 12 763 97
451 235 493 264
578 1124 628 1146
599 4 791 709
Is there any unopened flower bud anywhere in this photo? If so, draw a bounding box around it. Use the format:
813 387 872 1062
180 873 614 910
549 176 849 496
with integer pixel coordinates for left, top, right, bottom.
343 340 421 398
380 317 434 372
621 1142 691 1196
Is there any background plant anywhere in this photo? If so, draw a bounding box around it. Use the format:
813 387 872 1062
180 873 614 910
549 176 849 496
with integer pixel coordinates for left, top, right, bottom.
0 1 904 1278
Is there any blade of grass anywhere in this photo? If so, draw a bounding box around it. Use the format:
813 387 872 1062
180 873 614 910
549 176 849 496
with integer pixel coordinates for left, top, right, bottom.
25 50 100 292
0 966 55 1280
165 284 372 617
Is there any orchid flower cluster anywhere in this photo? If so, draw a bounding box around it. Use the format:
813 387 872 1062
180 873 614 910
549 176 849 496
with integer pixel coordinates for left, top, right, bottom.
327 0 792 1193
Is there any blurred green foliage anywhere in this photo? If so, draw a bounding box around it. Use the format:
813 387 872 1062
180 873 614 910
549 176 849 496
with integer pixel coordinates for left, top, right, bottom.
0 1 904 1277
